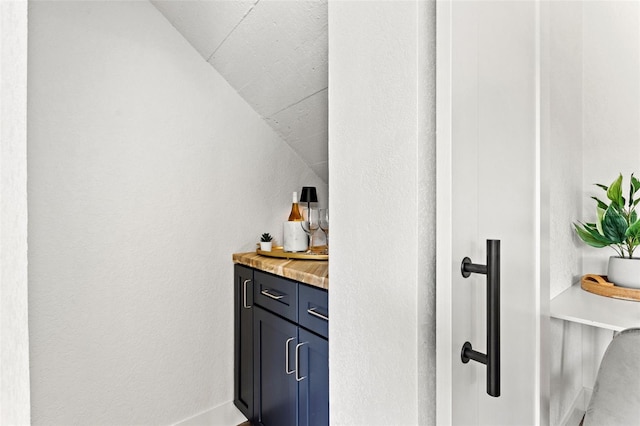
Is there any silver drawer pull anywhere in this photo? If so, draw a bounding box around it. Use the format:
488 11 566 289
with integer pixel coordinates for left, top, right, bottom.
242 279 252 309
261 289 284 300
285 337 296 375
295 342 308 382
307 307 328 321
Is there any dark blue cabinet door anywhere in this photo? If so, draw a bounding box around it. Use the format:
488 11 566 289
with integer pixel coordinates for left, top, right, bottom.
298 329 329 426
253 270 298 322
254 306 298 426
234 265 254 420
298 285 328 339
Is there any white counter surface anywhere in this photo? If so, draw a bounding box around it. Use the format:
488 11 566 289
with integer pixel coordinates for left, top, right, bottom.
551 283 640 331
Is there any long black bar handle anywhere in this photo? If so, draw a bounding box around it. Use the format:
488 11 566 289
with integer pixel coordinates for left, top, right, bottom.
460 239 500 398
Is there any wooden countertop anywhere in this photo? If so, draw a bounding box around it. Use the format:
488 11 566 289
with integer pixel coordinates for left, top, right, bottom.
232 252 328 290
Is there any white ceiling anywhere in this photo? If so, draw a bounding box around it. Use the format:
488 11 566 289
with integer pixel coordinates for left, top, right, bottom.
150 0 328 182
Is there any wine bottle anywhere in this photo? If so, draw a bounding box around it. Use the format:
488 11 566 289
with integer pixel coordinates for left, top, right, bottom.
288 191 303 221
283 191 308 252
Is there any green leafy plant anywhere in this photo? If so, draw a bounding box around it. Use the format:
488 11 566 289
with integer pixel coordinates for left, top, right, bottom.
574 173 640 258
260 233 273 242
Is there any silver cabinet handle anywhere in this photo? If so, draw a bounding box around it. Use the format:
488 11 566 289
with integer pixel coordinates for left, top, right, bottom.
242 279 252 308
295 342 308 382
261 289 284 300
307 307 328 322
285 337 296 375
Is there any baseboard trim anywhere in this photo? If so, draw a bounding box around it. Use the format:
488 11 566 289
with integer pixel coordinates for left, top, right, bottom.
559 387 593 426
173 401 247 426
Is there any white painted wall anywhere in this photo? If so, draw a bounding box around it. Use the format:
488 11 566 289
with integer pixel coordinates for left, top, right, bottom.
27 1 325 424
582 0 640 275
544 2 585 424
547 1 584 301
546 1 640 424
580 0 640 407
0 0 31 424
151 0 330 182
328 1 436 424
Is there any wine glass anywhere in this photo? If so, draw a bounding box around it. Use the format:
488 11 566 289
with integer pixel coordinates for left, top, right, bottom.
301 207 320 254
319 208 329 254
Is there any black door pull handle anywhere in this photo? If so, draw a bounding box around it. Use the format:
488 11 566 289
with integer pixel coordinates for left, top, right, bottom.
461 239 500 398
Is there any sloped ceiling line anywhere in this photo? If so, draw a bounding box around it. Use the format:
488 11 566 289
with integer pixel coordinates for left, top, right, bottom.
206 0 261 61
151 0 328 182
267 86 326 119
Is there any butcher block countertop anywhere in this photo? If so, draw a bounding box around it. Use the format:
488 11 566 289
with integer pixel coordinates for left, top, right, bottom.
232 252 328 290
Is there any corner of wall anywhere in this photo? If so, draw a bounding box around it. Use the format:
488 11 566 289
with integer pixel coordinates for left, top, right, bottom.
0 0 31 423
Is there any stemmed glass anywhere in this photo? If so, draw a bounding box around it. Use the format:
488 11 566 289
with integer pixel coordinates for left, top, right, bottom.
319 208 329 254
301 207 320 254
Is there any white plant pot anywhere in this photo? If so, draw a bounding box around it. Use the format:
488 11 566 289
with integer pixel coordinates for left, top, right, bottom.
607 256 640 289
260 241 272 251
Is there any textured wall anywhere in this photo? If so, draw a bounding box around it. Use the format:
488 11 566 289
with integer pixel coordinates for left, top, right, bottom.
547 2 640 424
548 1 583 301
151 0 329 181
580 0 640 404
27 1 325 424
328 1 436 424
417 2 437 423
546 3 584 423
0 0 31 424
582 0 640 275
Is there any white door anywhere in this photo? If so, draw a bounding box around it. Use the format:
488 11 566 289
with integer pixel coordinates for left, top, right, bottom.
437 1 544 424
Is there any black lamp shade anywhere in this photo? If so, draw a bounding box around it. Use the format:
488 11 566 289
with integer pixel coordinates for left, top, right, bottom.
299 186 318 203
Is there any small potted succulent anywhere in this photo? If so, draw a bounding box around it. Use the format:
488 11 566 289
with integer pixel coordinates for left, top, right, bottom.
259 233 273 251
574 173 640 288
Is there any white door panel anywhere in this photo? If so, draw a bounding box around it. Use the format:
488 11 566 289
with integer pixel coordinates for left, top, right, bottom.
438 1 541 424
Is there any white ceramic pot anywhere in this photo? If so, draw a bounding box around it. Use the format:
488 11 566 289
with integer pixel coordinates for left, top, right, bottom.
607 256 640 289
259 241 272 251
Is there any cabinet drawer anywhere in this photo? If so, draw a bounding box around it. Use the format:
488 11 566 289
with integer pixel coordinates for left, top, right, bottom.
298 284 328 338
253 271 298 322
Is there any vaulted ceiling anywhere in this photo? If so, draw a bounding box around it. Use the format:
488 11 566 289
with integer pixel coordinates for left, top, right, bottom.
150 0 328 182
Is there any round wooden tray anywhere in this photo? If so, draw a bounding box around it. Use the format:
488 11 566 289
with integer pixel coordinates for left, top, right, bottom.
256 246 328 261
581 274 640 302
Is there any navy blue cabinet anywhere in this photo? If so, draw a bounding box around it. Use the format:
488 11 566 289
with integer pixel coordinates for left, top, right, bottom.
298 284 329 339
234 265 254 421
297 328 329 426
253 270 298 322
234 265 328 426
253 306 299 426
